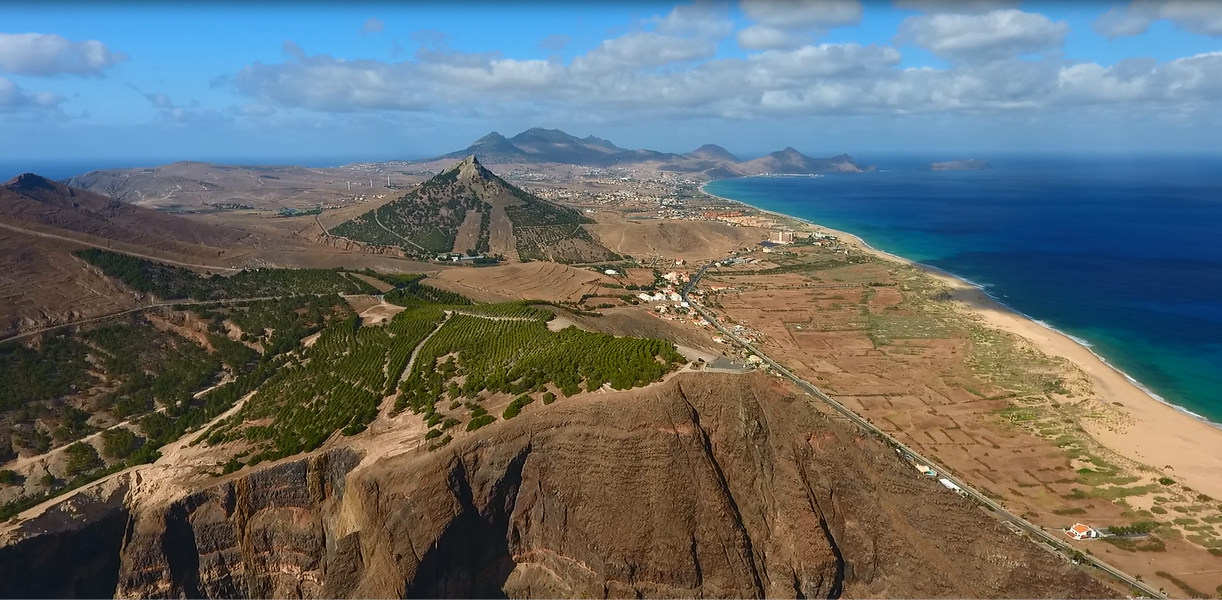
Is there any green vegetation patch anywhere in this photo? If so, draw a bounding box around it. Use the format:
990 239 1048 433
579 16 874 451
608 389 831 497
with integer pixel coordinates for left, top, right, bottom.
204 307 445 465
0 334 92 412
503 394 536 420
75 249 379 300
397 314 684 415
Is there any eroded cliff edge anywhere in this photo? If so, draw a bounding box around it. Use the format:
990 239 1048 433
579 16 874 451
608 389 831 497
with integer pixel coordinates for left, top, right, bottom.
0 374 1114 599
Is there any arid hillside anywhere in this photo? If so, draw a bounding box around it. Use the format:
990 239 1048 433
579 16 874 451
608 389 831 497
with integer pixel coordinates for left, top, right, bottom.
0 173 294 254
587 215 768 262
0 374 1115 599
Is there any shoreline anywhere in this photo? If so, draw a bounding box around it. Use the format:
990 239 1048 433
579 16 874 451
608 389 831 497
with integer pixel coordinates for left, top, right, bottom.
700 181 1222 499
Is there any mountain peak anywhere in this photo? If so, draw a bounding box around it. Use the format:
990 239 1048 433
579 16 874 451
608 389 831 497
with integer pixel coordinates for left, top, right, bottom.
3 172 61 193
473 132 508 144
510 127 581 144
687 144 740 163
441 155 485 174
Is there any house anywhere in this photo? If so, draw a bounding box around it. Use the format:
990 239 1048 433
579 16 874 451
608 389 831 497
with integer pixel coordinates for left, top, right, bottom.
912 463 937 477
604 269 618 275
938 478 962 493
1066 523 1101 540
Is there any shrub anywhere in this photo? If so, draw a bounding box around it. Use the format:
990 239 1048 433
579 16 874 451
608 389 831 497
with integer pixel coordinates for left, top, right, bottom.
0 470 20 485
503 394 536 420
425 429 442 440
1107 521 1159 536
64 442 103 476
543 391 556 405
467 414 496 431
100 428 143 460
1159 477 1176 485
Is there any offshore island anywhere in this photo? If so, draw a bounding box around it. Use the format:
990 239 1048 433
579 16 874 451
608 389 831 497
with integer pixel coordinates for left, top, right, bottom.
0 128 1218 599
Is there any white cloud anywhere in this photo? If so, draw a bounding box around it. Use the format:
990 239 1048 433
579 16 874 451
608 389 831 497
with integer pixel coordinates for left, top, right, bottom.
740 0 863 29
234 52 428 112
1096 0 1222 38
1055 52 1222 105
892 0 1020 14
652 2 734 38
0 33 127 76
896 9 1069 61
574 32 717 73
736 25 810 50
0 76 64 110
224 18 1222 123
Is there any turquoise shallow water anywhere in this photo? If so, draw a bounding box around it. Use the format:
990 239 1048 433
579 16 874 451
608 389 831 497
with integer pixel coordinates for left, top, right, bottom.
706 156 1222 424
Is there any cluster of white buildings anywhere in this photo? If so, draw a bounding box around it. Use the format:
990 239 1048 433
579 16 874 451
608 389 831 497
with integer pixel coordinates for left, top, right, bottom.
638 291 682 303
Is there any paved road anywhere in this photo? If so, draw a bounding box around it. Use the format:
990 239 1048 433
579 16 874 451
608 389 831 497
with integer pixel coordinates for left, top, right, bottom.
683 259 1163 599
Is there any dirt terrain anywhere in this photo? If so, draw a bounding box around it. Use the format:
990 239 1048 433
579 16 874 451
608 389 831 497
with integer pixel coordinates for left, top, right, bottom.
587 214 768 262
681 242 1222 597
0 374 1116 599
428 261 615 304
65 161 429 212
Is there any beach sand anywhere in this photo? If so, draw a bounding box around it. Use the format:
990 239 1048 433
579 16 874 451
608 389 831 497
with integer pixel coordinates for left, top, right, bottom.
703 186 1222 500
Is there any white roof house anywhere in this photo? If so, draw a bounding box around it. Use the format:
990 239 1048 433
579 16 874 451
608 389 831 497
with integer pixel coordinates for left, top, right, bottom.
1066 523 1101 540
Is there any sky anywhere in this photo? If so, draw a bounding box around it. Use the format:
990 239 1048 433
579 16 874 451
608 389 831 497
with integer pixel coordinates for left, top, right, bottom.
2 0 1221 163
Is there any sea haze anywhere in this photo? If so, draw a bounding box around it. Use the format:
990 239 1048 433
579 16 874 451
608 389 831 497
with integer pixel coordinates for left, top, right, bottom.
706 155 1222 424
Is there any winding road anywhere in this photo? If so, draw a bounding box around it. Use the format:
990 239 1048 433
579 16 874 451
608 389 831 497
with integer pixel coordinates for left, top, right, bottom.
683 259 1164 599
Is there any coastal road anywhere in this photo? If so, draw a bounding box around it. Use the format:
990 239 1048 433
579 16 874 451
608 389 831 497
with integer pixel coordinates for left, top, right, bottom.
682 259 1165 599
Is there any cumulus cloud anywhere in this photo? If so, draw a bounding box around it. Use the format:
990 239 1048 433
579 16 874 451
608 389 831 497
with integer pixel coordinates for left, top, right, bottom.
1055 52 1222 105
892 0 1020 14
0 33 127 76
652 1 734 38
740 0 863 29
359 18 385 36
1095 0 1222 38
896 9 1069 61
234 44 429 112
574 32 716 73
0 76 65 110
737 25 810 50
222 8 1221 123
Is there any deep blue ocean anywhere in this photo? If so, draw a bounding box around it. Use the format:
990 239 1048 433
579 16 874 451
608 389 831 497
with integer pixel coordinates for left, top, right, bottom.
706 156 1222 424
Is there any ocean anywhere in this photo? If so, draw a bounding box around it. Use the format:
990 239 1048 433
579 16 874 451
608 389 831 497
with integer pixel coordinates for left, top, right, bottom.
705 156 1222 425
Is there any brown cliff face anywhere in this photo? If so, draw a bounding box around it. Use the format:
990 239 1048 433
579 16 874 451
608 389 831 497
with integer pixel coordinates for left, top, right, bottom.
3 374 1115 599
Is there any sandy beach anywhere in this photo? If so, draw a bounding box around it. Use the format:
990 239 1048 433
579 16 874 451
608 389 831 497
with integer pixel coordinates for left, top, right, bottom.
702 184 1222 500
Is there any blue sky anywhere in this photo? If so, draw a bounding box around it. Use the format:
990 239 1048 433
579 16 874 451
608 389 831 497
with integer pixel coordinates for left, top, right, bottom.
2 0 1221 164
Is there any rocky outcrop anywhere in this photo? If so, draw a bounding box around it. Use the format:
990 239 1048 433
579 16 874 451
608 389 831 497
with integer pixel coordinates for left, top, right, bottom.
0 374 1115 599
